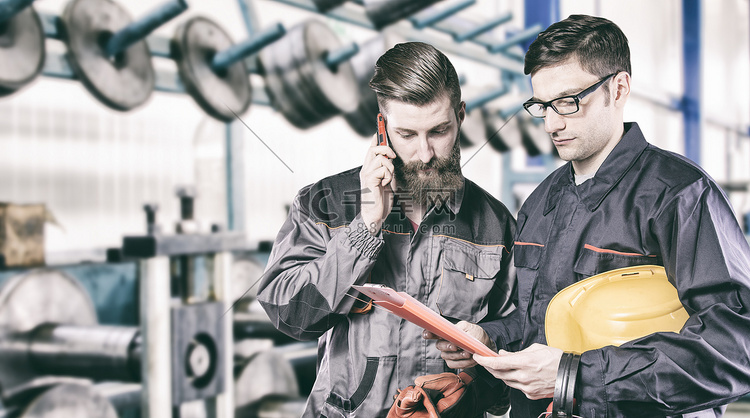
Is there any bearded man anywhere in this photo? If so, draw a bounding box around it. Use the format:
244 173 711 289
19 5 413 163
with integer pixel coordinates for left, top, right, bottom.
258 41 517 418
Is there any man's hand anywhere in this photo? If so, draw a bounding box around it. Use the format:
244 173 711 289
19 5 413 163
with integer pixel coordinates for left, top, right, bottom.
473 343 562 400
424 321 494 369
360 134 396 235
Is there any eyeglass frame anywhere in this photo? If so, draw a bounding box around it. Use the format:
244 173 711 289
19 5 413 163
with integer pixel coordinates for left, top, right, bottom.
523 72 618 118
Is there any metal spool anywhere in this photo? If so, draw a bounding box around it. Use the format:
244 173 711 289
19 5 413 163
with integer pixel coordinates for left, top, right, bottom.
60 0 155 111
0 6 45 95
363 0 442 29
172 16 252 122
19 383 118 418
0 269 98 399
234 350 300 416
483 107 523 153
343 32 403 137
260 19 360 129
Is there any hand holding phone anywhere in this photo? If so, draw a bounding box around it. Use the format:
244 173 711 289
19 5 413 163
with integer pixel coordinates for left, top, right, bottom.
359 113 396 235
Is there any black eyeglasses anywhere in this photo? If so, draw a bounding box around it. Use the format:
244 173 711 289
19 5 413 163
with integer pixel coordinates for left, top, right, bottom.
523 73 617 118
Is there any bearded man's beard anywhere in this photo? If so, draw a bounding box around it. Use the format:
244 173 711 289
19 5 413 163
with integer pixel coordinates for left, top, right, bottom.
392 135 463 208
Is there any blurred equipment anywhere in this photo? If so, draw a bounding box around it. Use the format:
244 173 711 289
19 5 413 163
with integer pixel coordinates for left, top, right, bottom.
363 0 441 29
310 0 346 12
343 32 403 137
59 0 187 111
15 383 119 418
260 19 361 129
0 269 99 398
234 350 300 416
0 203 48 268
172 16 256 122
484 107 523 152
0 2 45 96
518 113 553 156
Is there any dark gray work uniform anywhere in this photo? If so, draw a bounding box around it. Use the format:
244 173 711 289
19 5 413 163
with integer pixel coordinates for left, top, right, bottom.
258 167 516 417
494 122 750 417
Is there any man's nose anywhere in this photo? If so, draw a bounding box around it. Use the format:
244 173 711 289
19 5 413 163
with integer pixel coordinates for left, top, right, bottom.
417 137 434 163
544 109 566 133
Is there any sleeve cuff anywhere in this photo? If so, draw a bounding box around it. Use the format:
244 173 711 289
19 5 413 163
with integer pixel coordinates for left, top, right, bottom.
478 310 521 351
346 217 385 259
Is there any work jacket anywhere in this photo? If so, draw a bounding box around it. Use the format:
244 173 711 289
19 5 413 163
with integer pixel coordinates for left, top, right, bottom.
500 122 750 417
258 167 517 417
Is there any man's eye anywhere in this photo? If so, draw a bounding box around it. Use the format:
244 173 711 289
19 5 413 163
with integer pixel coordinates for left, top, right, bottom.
432 129 447 135
400 133 415 138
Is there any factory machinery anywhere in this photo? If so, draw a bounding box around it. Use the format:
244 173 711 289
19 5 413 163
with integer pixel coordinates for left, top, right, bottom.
0 0 616 416
0 188 318 417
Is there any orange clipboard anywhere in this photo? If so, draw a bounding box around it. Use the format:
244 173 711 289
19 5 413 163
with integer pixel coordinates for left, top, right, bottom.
351 284 500 357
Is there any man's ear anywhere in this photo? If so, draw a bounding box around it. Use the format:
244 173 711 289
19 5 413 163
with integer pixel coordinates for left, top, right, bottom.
613 72 631 106
457 101 466 124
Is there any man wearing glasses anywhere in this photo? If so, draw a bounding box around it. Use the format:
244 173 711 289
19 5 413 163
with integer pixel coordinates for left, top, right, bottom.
433 14 750 417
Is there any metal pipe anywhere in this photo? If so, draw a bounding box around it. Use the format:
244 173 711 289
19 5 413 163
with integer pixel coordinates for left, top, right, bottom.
233 311 297 344
104 0 188 58
410 0 475 29
325 42 360 70
211 23 286 72
140 256 171 418
0 0 34 25
27 324 141 382
488 24 543 53
454 12 512 43
269 0 524 73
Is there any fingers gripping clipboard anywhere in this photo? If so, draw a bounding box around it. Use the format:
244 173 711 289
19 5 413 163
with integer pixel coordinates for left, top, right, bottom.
351 284 500 357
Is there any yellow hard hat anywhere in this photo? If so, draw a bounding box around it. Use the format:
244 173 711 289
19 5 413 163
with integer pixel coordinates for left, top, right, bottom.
545 265 689 354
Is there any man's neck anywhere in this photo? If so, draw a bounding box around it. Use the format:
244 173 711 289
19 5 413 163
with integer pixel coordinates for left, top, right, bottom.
405 204 427 226
572 126 625 176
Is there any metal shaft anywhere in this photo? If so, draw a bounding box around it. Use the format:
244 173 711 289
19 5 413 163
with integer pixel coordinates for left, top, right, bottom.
28 324 141 382
489 24 543 53
410 0 475 29
233 311 297 344
454 12 513 42
211 23 286 72
325 42 359 70
105 0 188 58
0 0 34 25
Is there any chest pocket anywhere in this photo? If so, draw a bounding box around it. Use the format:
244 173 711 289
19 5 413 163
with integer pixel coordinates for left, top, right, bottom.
514 243 543 270
436 246 503 323
573 244 662 278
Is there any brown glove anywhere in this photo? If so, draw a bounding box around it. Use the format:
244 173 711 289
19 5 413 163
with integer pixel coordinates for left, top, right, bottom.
388 367 507 418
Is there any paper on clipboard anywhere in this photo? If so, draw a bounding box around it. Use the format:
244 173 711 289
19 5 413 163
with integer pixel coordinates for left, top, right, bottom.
351 284 500 357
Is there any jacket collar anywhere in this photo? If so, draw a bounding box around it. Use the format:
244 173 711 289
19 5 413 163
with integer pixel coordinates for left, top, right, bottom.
543 122 649 215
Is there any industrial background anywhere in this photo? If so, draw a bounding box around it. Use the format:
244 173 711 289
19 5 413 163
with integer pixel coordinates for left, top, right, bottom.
0 0 748 416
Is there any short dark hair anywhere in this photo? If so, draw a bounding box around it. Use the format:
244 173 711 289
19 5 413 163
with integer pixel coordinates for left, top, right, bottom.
524 15 631 78
369 42 461 113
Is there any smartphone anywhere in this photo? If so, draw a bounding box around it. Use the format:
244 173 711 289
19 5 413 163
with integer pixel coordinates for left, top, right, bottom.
377 113 388 147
